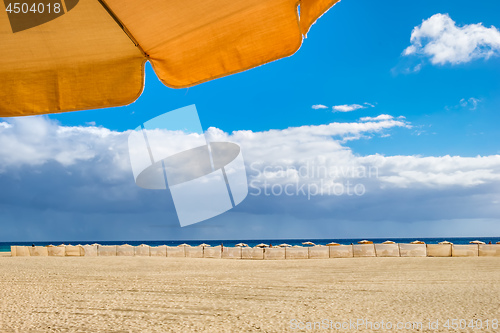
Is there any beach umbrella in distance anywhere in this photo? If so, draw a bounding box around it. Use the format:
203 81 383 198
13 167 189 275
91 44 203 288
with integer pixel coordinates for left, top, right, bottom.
469 240 485 244
382 241 395 244
438 241 453 245
358 240 373 244
292 245 302 248
326 242 340 246
255 243 269 248
177 243 192 247
410 240 425 244
197 243 211 247
235 243 249 247
302 241 315 246
0 0 341 117
278 243 292 247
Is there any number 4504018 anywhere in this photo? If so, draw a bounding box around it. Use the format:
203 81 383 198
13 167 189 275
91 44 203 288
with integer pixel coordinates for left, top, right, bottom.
5 3 61 14
443 319 499 330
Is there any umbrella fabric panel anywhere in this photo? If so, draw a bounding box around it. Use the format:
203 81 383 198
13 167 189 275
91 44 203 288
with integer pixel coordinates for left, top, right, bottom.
1 0 339 116
0 0 145 117
103 0 336 88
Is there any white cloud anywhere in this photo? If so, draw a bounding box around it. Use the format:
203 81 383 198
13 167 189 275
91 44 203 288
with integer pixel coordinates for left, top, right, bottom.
0 116 127 172
204 118 500 191
1 116 500 239
313 103 375 112
364 154 500 189
359 114 394 122
2 116 497 192
403 13 500 65
446 97 482 111
460 97 481 110
332 104 366 112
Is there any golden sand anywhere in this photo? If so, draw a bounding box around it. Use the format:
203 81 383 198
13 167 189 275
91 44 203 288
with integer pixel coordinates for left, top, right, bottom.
0 257 499 332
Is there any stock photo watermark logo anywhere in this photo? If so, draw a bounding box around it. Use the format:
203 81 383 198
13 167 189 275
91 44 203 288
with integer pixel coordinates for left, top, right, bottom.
4 0 79 33
248 162 379 200
127 105 248 227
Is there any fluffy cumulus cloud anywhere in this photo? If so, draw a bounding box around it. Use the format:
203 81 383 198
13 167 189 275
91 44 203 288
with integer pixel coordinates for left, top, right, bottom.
0 117 127 171
0 116 499 241
403 13 500 65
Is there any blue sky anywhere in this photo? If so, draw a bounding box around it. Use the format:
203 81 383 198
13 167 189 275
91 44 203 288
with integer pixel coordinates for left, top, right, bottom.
50 0 500 157
1 0 500 241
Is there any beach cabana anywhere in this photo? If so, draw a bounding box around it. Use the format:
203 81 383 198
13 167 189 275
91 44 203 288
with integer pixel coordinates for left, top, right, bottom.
469 240 485 244
117 244 134 256
302 241 315 246
326 242 340 246
278 243 292 247
47 245 66 257
235 243 249 247
358 240 373 244
65 245 83 257
82 244 98 257
410 240 425 244
439 241 453 245
134 244 150 256
382 241 395 244
255 243 269 248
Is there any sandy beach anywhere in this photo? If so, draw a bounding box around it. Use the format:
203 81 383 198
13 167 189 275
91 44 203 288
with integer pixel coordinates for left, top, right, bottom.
0 257 499 332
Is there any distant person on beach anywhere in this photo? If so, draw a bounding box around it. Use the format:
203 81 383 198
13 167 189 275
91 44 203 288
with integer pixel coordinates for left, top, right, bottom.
489 241 492 244
32 244 35 247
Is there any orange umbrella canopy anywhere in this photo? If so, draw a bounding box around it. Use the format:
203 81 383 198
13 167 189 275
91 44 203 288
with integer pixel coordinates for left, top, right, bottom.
0 0 340 117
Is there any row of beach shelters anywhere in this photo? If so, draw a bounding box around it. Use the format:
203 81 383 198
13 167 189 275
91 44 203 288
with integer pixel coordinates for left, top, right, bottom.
9 241 500 258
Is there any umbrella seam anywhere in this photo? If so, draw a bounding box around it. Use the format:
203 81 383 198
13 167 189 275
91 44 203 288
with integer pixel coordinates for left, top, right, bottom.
97 0 149 59
147 0 305 89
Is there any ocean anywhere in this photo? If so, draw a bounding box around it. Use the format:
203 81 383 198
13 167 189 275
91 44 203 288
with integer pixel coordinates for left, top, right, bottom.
1 237 499 252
